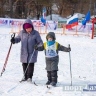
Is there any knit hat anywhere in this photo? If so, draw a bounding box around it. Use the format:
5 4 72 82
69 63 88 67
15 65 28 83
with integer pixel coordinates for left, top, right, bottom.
23 23 32 29
46 32 56 41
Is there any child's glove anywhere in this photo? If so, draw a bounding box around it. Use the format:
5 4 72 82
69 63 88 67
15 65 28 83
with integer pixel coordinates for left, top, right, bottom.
67 47 71 52
34 45 38 50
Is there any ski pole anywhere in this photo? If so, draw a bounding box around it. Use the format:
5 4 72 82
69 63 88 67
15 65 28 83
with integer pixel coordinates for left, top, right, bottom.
0 33 15 76
20 49 35 82
68 44 72 86
6 49 36 93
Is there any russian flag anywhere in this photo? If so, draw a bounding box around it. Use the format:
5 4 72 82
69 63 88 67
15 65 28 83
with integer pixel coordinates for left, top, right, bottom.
66 14 78 29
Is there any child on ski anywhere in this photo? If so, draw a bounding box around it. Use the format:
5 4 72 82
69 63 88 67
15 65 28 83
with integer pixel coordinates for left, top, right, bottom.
35 32 71 86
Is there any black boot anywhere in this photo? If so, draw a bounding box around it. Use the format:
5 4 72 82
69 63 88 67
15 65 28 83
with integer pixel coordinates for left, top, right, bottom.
27 63 34 82
51 70 57 86
20 75 27 82
21 77 27 81
22 63 28 81
46 71 52 85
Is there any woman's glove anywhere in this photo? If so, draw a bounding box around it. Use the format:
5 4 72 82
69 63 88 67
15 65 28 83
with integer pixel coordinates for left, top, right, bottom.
10 37 15 44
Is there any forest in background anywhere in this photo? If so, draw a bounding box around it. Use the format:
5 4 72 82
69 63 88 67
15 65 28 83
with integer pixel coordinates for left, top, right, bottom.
0 0 96 19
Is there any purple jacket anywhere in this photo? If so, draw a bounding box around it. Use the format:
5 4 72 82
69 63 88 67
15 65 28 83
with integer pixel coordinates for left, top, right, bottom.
14 19 43 63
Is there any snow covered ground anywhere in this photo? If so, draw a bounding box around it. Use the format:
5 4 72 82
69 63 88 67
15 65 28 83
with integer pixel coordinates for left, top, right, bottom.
0 27 96 96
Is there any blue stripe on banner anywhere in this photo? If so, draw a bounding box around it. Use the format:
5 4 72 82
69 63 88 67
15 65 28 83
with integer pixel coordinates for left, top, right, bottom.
68 18 78 24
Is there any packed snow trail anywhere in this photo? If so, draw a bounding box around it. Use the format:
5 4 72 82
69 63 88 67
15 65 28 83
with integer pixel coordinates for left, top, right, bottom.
0 27 96 96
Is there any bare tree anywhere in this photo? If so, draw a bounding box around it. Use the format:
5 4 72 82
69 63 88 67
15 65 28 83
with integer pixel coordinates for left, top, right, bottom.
0 0 95 18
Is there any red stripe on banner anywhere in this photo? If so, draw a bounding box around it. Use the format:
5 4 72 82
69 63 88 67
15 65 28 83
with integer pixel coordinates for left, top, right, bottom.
66 22 78 29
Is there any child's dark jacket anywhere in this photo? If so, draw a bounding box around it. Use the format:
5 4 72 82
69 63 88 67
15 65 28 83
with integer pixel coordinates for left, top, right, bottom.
37 42 69 71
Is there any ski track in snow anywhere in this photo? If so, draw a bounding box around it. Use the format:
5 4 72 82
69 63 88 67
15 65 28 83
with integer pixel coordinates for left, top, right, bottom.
0 27 96 96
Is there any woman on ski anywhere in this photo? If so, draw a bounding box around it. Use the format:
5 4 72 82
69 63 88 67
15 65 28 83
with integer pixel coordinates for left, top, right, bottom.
10 19 43 82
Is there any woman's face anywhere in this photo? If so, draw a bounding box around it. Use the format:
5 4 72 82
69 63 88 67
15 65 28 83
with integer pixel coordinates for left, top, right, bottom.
25 28 32 33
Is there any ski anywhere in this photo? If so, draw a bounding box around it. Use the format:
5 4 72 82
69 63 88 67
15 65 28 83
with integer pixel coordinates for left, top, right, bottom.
19 79 27 83
4 81 38 94
45 85 54 94
47 85 56 89
34 82 38 86
19 80 38 87
20 80 38 86
46 83 62 89
7 84 19 93
47 85 51 89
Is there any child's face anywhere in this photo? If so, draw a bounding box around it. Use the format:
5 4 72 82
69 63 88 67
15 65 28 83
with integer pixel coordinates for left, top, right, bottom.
48 37 53 41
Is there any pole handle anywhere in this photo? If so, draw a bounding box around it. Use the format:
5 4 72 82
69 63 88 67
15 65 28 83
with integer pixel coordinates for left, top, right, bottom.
11 33 15 39
68 44 70 48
